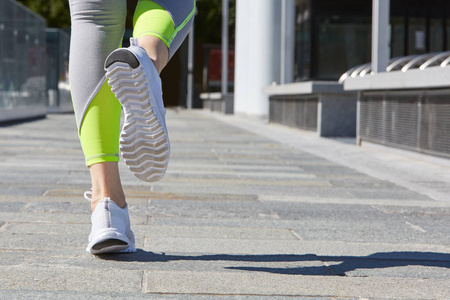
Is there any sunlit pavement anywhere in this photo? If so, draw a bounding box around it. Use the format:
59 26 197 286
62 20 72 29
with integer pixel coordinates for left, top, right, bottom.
0 109 449 299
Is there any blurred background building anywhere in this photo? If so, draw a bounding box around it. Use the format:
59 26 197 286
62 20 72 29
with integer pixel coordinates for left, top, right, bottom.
0 0 47 121
0 0 71 121
230 0 450 159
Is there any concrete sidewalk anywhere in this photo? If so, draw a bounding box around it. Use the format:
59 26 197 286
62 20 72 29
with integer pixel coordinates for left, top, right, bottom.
0 109 449 299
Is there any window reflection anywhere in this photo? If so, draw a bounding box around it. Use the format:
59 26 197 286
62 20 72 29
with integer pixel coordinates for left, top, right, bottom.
294 0 450 81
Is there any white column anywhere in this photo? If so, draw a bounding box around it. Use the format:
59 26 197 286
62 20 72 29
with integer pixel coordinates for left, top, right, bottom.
372 0 390 73
281 0 295 84
234 0 281 117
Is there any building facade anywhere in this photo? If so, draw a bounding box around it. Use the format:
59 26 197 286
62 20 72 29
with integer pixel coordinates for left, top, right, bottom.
296 0 450 81
233 0 450 158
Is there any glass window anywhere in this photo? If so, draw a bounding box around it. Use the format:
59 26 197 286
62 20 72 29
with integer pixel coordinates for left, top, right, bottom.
447 20 450 51
429 18 444 52
391 17 405 58
316 17 371 80
295 0 311 80
408 17 427 55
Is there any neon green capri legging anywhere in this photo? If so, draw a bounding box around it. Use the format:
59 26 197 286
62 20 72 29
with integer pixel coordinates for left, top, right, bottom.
68 0 195 166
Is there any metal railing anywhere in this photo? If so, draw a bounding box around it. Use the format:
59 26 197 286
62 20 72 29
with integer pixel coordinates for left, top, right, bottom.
339 51 450 83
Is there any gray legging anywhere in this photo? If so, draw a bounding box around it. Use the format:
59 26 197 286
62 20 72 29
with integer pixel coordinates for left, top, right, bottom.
68 0 195 130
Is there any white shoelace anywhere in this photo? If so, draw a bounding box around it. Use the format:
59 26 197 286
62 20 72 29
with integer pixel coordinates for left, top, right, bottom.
84 190 92 202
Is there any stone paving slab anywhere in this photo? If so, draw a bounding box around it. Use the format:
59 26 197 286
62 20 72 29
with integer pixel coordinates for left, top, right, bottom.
4 223 297 241
0 290 343 300
1 267 143 293
1 111 450 299
214 112 450 204
144 237 450 257
0 233 145 251
143 270 450 298
0 211 149 225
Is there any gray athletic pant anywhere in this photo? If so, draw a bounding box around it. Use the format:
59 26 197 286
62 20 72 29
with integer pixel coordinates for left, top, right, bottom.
68 0 195 130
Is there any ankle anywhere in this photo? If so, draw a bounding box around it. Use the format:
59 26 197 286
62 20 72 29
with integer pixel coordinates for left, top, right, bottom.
89 162 126 211
90 190 126 211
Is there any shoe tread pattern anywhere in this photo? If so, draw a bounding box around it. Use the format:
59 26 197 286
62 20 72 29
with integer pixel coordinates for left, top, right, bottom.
105 50 169 182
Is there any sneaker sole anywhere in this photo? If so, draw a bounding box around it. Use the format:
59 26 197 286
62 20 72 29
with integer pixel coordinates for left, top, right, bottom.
87 229 134 255
91 239 129 254
105 49 169 182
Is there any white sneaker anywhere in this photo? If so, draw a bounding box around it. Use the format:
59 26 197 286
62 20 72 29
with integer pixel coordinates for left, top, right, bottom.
85 193 136 255
104 38 170 182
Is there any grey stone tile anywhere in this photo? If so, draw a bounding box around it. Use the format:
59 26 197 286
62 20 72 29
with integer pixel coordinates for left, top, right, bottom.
0 290 152 300
327 258 450 279
0 233 144 251
5 223 91 235
145 237 450 257
135 225 297 240
0 267 142 293
24 202 89 214
300 165 364 176
151 216 301 229
263 201 386 222
373 205 450 216
143 270 450 298
0 186 47 196
328 178 398 188
0 289 340 300
147 199 278 220
0 250 326 276
349 189 432 200
4 224 296 241
0 211 148 225
0 171 65 184
244 185 351 198
0 202 27 212
151 184 252 195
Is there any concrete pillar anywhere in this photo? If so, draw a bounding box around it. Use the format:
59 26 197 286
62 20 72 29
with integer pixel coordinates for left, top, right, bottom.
281 0 296 84
234 0 281 117
187 26 194 109
372 0 390 73
222 0 229 96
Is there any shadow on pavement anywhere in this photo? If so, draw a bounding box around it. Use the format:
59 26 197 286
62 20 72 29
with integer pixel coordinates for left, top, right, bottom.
97 251 450 276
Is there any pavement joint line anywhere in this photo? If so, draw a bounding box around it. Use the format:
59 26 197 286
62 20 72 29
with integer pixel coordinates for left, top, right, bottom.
41 190 50 197
321 261 340 276
262 195 450 207
141 270 147 294
143 292 314 297
19 202 32 212
0 222 9 233
290 229 303 240
405 221 427 233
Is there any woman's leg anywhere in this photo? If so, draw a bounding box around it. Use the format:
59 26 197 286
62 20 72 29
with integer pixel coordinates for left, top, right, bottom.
69 0 135 255
133 0 196 71
69 0 195 254
101 0 195 183
69 0 126 211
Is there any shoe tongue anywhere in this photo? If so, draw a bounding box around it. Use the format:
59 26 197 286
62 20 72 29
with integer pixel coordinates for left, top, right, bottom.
130 37 139 47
